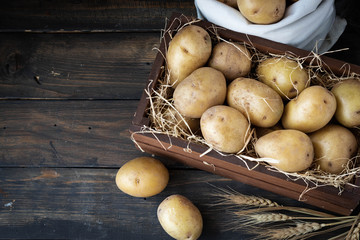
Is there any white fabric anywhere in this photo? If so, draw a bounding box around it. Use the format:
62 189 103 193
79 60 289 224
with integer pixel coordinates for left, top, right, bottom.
195 0 347 53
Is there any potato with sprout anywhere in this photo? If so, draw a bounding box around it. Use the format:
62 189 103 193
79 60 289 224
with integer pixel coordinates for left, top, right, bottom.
309 124 358 174
256 57 309 99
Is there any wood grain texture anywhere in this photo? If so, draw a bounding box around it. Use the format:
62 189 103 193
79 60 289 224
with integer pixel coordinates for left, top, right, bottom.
0 168 322 240
0 32 161 99
0 0 196 32
0 100 151 167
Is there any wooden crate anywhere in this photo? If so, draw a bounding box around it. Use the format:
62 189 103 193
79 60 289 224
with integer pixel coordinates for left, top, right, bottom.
130 13 360 215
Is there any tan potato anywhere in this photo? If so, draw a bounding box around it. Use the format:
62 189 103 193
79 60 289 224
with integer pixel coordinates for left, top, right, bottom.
173 67 227 118
115 157 169 197
309 124 358 174
331 79 360 128
218 0 238 8
237 0 286 24
227 77 284 127
200 105 250 153
208 42 252 81
255 129 314 172
164 107 200 134
256 57 309 99
282 86 337 133
167 25 212 88
255 122 283 139
157 195 203 240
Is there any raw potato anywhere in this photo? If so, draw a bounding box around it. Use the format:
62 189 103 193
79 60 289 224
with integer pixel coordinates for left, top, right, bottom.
200 105 250 153
331 79 360 128
227 77 284 127
157 195 203 240
237 0 286 24
167 25 212 88
255 129 314 172
115 157 169 197
165 107 200 134
256 57 309 99
173 67 227 118
282 86 337 133
310 124 358 174
208 42 252 81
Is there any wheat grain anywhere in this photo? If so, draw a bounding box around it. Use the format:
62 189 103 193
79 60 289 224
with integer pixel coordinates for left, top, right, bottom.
263 222 324 240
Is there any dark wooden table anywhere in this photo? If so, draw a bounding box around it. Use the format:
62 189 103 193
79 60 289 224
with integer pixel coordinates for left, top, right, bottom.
0 1 359 239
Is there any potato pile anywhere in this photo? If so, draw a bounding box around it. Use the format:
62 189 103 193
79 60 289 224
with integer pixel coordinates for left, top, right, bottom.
166 24 359 175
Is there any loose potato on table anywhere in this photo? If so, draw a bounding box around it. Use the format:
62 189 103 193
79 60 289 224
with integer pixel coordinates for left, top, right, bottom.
115 157 169 198
173 67 227 118
331 78 360 128
237 0 286 24
208 42 252 81
167 25 212 88
227 77 284 128
309 124 358 174
282 85 337 133
255 129 314 172
256 57 309 99
201 105 250 154
157 194 203 240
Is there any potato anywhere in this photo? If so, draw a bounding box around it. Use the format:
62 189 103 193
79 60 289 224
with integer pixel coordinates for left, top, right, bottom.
256 57 309 99
218 0 238 8
237 0 286 24
164 107 200 134
115 157 169 197
208 42 252 81
282 86 337 133
255 122 283 139
157 195 203 240
173 67 227 118
255 129 314 172
167 25 212 88
331 79 360 128
309 124 358 174
200 105 250 153
227 77 284 127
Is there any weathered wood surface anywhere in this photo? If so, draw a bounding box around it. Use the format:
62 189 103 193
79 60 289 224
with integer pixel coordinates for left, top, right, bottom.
0 168 322 240
0 32 160 99
0 0 196 32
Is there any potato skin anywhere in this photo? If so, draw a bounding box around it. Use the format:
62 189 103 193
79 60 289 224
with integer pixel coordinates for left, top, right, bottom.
201 105 250 153
282 86 337 133
256 57 309 99
208 42 252 81
309 124 358 174
237 0 286 24
115 157 169 197
255 129 314 172
218 0 238 8
173 67 227 118
167 25 212 88
157 195 203 240
331 79 360 128
227 77 284 127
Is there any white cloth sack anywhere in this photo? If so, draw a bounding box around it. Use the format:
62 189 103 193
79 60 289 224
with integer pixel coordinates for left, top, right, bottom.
195 0 347 53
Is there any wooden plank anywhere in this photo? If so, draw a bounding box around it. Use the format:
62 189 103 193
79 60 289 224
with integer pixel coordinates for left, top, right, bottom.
0 32 160 99
0 0 196 32
0 167 327 240
0 100 155 167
